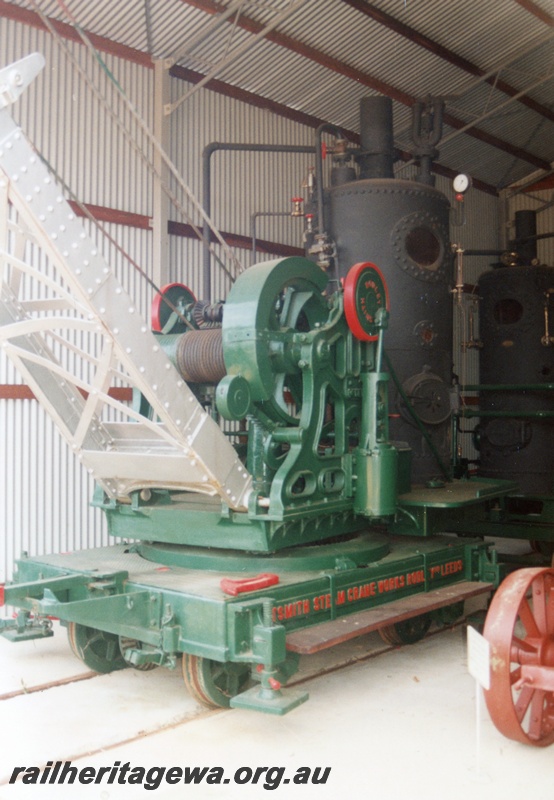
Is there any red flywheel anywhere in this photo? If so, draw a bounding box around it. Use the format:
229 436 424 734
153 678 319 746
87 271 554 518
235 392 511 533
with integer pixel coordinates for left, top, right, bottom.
343 262 389 342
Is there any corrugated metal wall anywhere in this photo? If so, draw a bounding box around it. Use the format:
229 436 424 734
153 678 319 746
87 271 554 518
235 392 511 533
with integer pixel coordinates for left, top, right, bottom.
0 16 504 586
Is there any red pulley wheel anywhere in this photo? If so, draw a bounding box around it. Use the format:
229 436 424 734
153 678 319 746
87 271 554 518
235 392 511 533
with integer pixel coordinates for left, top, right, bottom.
343 262 389 342
151 282 196 334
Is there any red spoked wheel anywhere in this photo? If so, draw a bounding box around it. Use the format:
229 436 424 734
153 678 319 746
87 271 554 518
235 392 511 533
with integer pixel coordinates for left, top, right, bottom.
484 567 554 746
151 282 196 334
343 262 389 342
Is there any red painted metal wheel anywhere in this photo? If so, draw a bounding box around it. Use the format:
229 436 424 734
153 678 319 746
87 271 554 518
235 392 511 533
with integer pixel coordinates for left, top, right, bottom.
343 262 389 342
484 567 554 746
151 282 196 334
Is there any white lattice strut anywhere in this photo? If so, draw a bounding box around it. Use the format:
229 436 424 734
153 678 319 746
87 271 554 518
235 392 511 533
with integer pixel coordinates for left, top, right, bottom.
0 54 252 511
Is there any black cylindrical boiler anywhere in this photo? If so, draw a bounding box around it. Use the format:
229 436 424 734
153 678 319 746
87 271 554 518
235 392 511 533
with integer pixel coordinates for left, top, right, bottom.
326 97 453 483
477 265 554 494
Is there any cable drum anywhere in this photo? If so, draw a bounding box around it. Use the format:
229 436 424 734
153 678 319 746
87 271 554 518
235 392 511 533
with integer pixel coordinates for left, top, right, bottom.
175 329 226 384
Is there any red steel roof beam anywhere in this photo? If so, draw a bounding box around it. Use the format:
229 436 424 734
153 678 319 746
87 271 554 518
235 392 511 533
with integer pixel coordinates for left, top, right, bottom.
514 0 554 27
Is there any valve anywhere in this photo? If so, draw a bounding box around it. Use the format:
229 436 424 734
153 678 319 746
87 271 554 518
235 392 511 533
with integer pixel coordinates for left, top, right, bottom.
291 196 304 217
541 289 554 347
303 212 315 239
308 232 336 270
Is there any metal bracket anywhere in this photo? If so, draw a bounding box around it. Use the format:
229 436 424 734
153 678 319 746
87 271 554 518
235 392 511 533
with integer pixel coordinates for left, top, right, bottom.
0 613 54 642
0 53 44 110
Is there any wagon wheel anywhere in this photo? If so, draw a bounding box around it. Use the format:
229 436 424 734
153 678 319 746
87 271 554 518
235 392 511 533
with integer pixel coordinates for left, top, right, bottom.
67 621 80 659
435 601 465 627
379 613 432 646
182 654 251 708
67 622 127 673
484 567 554 746
530 540 554 562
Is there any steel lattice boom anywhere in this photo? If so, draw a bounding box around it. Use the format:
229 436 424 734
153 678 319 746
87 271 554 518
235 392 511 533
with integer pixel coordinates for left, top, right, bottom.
0 54 251 509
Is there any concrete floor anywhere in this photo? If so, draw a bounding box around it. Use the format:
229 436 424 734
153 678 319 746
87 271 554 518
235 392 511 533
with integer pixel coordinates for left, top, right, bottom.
0 607 551 800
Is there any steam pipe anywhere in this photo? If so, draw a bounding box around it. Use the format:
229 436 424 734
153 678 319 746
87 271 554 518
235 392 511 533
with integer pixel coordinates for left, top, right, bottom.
314 123 343 235
462 249 504 256
202 143 314 298
515 232 554 243
250 211 292 264
513 209 537 264
358 96 395 180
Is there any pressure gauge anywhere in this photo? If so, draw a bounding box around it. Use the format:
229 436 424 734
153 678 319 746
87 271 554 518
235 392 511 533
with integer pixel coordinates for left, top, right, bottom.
453 173 471 194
